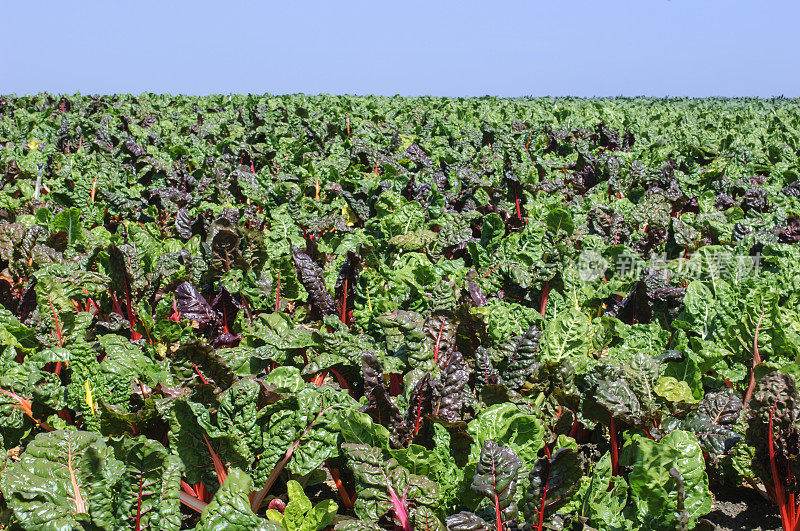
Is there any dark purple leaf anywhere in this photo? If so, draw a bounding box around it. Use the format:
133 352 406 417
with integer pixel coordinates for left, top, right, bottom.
175 281 215 325
431 351 468 422
502 325 542 390
360 351 405 442
423 311 457 365
523 447 582 528
445 512 493 531
291 244 335 318
334 251 361 325
211 286 241 333
467 281 486 307
175 208 194 239
123 137 147 158
471 441 523 523
403 374 432 444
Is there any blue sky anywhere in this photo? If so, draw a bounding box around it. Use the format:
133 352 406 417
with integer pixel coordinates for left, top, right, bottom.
3 0 798 97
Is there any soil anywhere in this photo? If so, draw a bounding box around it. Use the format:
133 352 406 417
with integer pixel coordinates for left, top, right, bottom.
704 486 781 531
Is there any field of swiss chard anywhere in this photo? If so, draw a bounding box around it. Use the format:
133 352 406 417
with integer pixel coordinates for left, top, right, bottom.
0 94 799 530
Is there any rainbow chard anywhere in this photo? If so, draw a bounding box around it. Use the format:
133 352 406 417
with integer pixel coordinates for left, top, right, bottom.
174 282 241 347
335 250 361 326
108 244 145 341
431 350 469 421
662 387 743 459
0 431 183 530
340 443 443 529
291 243 335 319
446 441 523 531
745 371 800 531
360 350 434 447
523 447 582 531
501 324 543 392
360 350 406 442
582 352 664 476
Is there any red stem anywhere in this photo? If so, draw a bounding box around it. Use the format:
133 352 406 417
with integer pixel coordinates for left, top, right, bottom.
490 454 503 531
85 296 102 315
48 297 64 347
568 415 580 438
412 389 427 437
536 471 549 531
433 321 445 364
769 399 792 530
481 264 503 279
326 461 355 509
121 272 142 341
539 281 550 316
744 310 765 408
609 417 619 477
495 493 504 531
181 480 197 498
340 277 348 325
192 363 208 385
312 371 327 386
194 482 209 502
202 433 228 485
179 491 207 513
329 367 355 398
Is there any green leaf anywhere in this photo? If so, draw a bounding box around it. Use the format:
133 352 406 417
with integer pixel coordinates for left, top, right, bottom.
260 386 355 477
540 309 591 366
341 443 440 525
467 403 545 465
388 444 442 478
110 436 184 530
263 365 306 394
339 409 392 449
673 281 716 339
268 480 338 531
0 430 121 530
480 213 505 252
622 430 712 529
388 229 437 251
546 207 574 236
52 207 83 244
655 376 698 404
200 468 285 530
579 452 632 531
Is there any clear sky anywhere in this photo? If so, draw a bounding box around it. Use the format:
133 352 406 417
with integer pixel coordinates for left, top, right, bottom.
3 0 798 97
